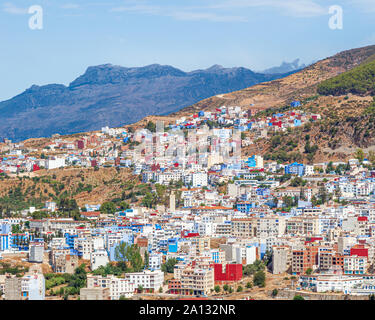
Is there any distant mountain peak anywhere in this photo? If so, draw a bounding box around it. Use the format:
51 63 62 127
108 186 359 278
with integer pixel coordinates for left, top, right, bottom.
207 64 224 70
261 59 307 74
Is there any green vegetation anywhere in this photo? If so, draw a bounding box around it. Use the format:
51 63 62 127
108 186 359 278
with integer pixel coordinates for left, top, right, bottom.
253 270 266 288
0 262 29 276
293 295 305 300
290 177 307 187
100 201 117 214
57 198 80 220
115 242 144 273
161 258 178 273
354 148 365 163
243 260 265 276
146 121 156 132
49 264 87 297
317 59 375 96
45 274 70 290
92 263 125 277
0 186 44 216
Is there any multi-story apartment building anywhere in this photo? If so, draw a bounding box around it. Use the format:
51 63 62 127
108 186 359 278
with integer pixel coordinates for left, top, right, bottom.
189 236 211 257
344 255 367 275
29 242 44 263
272 246 291 274
291 245 319 275
256 216 285 238
180 267 214 296
231 218 256 238
86 274 135 299
125 270 164 292
286 216 319 236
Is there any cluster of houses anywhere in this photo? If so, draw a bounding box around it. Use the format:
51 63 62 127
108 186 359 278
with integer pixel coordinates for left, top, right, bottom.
1 152 375 299
0 100 320 177
3 100 375 300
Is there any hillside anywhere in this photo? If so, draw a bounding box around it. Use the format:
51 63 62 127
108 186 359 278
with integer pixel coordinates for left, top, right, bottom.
171 45 375 118
2 44 375 180
317 57 375 96
161 45 375 163
0 167 142 211
0 64 293 142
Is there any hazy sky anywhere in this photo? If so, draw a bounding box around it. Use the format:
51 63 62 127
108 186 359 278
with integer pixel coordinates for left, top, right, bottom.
0 0 375 101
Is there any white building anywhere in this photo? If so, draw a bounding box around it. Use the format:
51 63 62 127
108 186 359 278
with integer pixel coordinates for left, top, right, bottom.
29 242 44 263
90 250 110 271
304 165 315 176
192 172 208 188
46 157 66 170
21 272 45 300
235 245 257 265
149 252 163 271
125 270 164 291
87 274 135 299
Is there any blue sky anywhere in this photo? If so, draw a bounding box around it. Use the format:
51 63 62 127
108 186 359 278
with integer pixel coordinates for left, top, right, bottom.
0 0 374 101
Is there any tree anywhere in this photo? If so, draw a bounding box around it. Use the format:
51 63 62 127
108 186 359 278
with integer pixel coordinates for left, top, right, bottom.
228 287 234 294
293 295 305 300
118 201 130 210
253 270 266 288
138 285 144 293
282 196 294 209
161 258 178 273
58 198 79 219
305 268 313 275
243 260 265 276
115 242 144 272
317 186 330 204
355 148 365 163
144 251 149 269
272 289 278 297
146 121 156 133
368 151 375 166
67 264 87 293
100 202 116 214
237 286 243 292
223 284 229 292
141 192 157 208
246 282 253 289
159 287 163 293
11 224 21 234
214 285 221 293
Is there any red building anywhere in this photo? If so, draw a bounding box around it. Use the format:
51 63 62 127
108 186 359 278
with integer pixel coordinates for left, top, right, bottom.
168 280 182 294
350 245 368 258
77 140 85 149
214 264 242 282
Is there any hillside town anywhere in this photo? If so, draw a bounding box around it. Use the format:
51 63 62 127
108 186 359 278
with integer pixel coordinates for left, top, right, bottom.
1 100 375 301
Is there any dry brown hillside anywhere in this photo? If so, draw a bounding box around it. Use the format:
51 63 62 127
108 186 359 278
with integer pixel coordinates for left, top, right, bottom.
171 45 375 117
0 167 142 208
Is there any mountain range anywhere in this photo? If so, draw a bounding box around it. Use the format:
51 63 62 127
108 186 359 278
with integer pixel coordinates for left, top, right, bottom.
0 64 297 142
